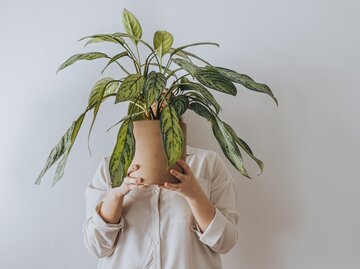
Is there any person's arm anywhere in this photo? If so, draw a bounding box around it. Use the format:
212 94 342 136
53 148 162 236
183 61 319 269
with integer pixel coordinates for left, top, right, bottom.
82 158 146 258
185 193 216 233
163 153 240 254
194 152 240 254
82 158 124 258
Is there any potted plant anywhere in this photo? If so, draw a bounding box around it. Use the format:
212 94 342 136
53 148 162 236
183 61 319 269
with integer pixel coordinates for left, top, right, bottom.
34 8 278 188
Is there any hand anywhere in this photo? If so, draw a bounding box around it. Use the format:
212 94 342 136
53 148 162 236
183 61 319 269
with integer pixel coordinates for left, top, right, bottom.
161 159 207 202
110 164 149 198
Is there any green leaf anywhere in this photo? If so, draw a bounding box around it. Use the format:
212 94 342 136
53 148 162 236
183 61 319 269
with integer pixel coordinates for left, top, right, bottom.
88 77 119 107
172 58 198 78
169 48 211 65
109 118 136 188
160 104 185 168
171 95 189 117
211 66 278 106
180 78 221 114
56 52 108 73
87 78 120 155
153 30 174 59
170 42 219 58
122 9 142 45
101 51 129 74
78 33 125 47
144 71 166 108
115 74 145 103
188 102 214 122
195 67 237 95
211 116 250 178
188 102 250 178
222 121 264 175
35 113 85 186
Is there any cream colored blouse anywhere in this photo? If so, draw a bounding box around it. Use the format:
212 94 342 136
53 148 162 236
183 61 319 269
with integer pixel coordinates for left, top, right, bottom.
82 144 240 269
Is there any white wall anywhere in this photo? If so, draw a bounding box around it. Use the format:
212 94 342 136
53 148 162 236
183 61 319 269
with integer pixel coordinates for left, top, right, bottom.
1 0 359 268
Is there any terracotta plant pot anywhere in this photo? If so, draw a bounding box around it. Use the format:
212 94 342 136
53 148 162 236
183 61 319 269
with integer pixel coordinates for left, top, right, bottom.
127 119 187 185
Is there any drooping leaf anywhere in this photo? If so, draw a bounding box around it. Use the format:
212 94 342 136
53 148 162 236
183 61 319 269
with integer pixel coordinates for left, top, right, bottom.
35 112 85 186
211 116 250 178
172 58 198 78
160 104 185 168
153 30 174 59
195 67 237 95
179 78 221 114
211 66 278 106
144 71 166 108
122 9 142 45
78 33 125 47
109 118 135 187
222 121 264 175
115 74 145 103
87 78 120 155
101 51 129 74
188 102 250 178
171 95 189 117
188 102 214 122
56 52 108 73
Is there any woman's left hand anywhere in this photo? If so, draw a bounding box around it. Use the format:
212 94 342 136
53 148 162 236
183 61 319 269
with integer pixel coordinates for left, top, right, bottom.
161 158 207 202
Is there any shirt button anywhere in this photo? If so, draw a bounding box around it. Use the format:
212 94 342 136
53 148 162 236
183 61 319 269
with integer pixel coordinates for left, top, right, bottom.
155 241 159 245
152 187 159 193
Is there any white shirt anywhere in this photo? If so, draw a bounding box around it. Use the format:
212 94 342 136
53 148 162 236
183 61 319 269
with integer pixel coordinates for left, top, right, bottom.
82 144 240 269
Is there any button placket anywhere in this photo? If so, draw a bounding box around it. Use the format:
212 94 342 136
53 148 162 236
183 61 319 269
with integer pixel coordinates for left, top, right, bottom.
151 186 161 268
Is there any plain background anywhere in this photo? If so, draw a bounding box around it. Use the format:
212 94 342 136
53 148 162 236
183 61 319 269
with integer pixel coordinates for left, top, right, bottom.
1 0 359 268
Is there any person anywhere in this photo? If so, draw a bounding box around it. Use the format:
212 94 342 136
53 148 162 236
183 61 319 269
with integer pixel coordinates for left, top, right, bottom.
82 142 240 269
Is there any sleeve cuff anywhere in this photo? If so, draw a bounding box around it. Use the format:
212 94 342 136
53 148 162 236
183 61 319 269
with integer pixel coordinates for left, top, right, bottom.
92 200 125 232
192 207 227 247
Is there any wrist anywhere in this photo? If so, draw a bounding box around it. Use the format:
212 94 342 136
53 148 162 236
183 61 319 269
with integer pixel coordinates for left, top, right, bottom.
108 188 126 201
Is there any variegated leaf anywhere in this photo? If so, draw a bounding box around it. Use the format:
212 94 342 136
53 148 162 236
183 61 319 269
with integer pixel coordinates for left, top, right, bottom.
160 104 185 168
223 121 264 175
170 42 219 58
211 116 250 178
122 9 142 45
88 78 120 155
115 74 145 103
195 67 237 95
88 77 119 108
211 66 278 106
101 51 129 74
109 118 135 187
78 33 125 47
180 78 221 114
153 30 174 59
171 95 189 117
169 48 211 65
56 52 108 73
172 58 198 78
189 102 250 178
144 71 166 108
35 113 85 186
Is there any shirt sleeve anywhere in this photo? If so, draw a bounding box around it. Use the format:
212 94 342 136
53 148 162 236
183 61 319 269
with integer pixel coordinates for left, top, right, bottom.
192 151 240 254
82 157 125 258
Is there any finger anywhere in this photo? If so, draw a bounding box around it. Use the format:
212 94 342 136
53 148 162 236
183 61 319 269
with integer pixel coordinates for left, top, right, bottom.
177 159 191 174
170 168 186 181
127 164 139 177
164 182 180 190
124 176 142 185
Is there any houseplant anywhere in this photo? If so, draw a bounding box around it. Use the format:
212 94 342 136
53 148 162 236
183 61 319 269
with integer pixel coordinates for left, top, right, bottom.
34 8 278 188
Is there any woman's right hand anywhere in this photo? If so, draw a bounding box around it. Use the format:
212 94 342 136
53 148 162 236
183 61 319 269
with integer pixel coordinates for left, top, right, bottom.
110 164 149 198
